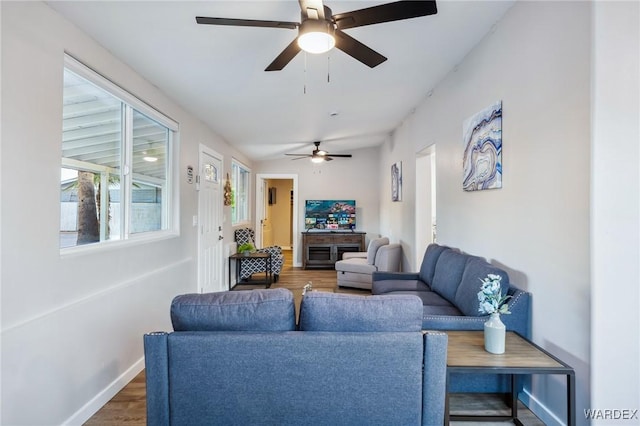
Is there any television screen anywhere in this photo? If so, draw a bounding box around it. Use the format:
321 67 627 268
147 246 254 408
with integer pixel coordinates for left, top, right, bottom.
305 200 356 230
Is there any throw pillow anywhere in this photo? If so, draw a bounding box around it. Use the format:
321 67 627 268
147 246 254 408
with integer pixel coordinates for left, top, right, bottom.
430 250 469 302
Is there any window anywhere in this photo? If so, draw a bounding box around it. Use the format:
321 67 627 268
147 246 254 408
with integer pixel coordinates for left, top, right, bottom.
60 55 177 249
231 160 250 225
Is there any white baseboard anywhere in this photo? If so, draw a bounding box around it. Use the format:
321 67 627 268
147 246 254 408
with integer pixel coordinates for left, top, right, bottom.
520 388 566 426
63 357 145 426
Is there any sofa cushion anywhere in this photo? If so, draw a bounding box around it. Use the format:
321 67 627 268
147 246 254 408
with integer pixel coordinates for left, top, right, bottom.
335 257 377 274
423 304 464 316
298 291 423 332
171 288 296 331
430 250 469 302
454 258 510 317
418 244 450 285
367 237 389 265
389 290 455 307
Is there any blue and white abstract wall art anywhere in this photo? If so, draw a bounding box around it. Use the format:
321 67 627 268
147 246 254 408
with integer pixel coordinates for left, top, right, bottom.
391 161 402 202
462 101 503 191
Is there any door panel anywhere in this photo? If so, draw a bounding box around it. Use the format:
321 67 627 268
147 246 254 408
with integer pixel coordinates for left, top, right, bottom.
198 148 224 292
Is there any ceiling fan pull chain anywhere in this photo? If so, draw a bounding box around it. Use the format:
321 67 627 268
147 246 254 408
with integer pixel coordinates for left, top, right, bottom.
303 51 307 94
327 55 331 83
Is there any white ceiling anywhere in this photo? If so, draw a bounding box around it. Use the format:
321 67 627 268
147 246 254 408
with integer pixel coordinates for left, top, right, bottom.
49 1 514 161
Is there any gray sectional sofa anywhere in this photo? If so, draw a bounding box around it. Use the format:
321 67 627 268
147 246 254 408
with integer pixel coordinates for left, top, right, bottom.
372 243 531 392
144 288 449 425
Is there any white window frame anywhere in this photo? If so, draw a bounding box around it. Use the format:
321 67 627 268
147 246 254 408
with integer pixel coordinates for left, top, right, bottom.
61 54 180 255
231 159 251 226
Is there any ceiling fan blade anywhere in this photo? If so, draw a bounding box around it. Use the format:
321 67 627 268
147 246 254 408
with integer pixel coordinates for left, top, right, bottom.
196 16 298 30
334 30 387 68
265 38 302 71
326 154 352 158
299 0 326 20
333 1 437 30
285 154 311 157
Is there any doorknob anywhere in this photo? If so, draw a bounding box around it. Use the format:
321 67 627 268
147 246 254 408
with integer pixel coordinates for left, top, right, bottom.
218 236 224 240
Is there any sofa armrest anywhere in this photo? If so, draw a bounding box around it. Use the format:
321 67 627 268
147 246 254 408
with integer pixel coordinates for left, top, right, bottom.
144 332 170 426
503 286 531 338
422 331 448 426
374 244 402 272
423 315 487 331
423 287 530 336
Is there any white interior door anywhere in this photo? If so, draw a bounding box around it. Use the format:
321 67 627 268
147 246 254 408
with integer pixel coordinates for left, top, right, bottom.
198 146 224 293
262 180 274 247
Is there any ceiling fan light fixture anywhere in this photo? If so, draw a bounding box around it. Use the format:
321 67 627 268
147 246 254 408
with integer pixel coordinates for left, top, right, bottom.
297 20 335 54
311 156 325 163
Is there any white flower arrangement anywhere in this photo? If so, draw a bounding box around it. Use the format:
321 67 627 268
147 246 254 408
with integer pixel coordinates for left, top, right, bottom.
477 274 511 315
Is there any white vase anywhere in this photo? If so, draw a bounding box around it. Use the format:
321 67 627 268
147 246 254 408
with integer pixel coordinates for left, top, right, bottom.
484 313 506 354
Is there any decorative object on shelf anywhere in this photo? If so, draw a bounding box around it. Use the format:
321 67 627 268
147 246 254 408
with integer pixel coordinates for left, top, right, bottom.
391 161 402 202
302 281 313 295
223 173 232 206
268 187 276 205
237 242 255 256
483 312 506 354
463 100 502 191
477 273 511 354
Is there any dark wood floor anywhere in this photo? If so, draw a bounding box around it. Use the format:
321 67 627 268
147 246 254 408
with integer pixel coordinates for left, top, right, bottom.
84 250 544 425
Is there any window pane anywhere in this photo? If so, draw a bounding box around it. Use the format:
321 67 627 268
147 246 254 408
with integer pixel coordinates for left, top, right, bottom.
231 161 250 224
130 110 168 234
60 69 122 248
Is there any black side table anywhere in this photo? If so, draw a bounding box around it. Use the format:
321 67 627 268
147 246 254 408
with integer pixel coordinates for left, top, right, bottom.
228 252 272 289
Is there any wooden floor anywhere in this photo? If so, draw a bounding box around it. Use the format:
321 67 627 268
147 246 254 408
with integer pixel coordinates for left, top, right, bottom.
84 250 544 425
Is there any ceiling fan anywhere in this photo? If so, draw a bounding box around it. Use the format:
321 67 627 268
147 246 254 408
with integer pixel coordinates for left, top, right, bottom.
286 141 352 163
196 0 437 71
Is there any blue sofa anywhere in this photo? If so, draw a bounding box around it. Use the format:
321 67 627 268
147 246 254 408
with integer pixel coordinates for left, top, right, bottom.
144 288 449 425
372 243 531 392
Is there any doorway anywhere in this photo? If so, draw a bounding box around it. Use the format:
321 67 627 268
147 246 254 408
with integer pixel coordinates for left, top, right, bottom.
256 174 299 266
197 145 225 293
415 145 436 269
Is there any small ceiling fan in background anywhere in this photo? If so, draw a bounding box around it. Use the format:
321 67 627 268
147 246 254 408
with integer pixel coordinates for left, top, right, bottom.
196 0 438 71
286 141 352 163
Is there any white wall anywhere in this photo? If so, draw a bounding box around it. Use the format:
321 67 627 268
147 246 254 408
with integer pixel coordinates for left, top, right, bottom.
380 2 593 424
591 1 640 422
256 146 381 266
0 2 251 424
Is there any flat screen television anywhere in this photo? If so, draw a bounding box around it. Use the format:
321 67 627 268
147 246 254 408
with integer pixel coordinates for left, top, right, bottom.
305 200 356 231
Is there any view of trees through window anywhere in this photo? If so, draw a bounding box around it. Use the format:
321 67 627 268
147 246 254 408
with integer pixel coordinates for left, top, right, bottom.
60 59 175 249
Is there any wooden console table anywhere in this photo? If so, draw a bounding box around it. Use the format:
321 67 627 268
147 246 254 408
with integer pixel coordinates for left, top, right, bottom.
445 330 575 425
302 231 365 269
